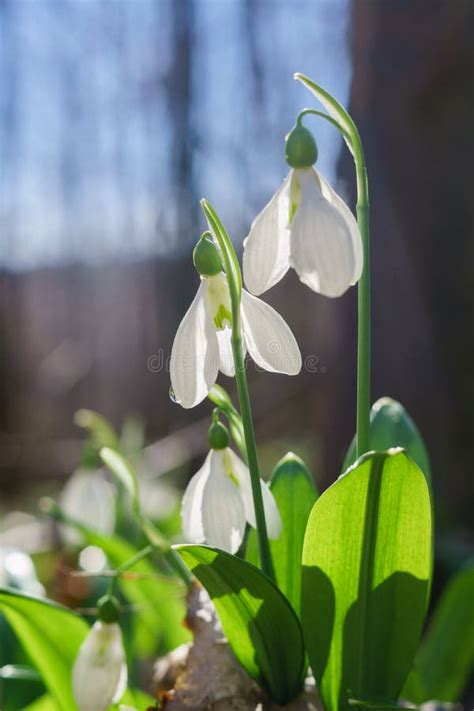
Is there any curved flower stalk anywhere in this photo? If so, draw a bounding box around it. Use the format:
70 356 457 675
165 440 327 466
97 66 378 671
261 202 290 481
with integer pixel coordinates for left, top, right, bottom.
170 240 301 409
72 614 127 711
181 420 281 553
243 162 363 298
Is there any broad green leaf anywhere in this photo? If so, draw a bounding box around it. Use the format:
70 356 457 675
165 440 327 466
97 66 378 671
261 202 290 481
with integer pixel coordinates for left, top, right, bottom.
402 562 474 703
246 453 318 616
100 447 140 513
70 523 189 654
175 544 305 704
342 397 431 485
0 588 88 710
302 450 432 711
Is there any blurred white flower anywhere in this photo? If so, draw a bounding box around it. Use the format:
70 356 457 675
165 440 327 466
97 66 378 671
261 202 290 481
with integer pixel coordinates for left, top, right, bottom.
243 167 363 298
170 272 301 409
0 546 44 595
72 620 127 711
181 447 281 553
60 468 115 545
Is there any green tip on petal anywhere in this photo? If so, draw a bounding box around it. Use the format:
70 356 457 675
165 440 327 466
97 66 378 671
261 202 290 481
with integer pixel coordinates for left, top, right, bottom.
97 594 121 623
193 234 223 277
285 123 318 168
208 421 230 450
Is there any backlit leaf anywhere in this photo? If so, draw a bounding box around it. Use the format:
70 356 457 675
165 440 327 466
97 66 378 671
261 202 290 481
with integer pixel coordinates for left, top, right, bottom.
176 544 305 704
302 450 432 711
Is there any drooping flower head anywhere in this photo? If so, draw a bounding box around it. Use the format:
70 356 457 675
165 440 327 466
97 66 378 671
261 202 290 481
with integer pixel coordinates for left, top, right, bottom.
170 233 301 409
181 418 281 553
243 117 363 298
72 596 127 711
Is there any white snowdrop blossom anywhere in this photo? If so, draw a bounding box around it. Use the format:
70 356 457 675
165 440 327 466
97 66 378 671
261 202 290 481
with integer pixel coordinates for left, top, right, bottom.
181 447 281 553
60 468 115 546
72 621 127 711
170 272 301 409
243 167 363 298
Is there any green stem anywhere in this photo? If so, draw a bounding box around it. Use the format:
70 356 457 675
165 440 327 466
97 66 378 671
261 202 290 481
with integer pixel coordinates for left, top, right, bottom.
201 199 275 582
355 156 371 457
231 328 275 581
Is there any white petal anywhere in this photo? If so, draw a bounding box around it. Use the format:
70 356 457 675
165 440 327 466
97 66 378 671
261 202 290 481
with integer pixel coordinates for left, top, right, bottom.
181 451 212 543
318 170 363 284
170 282 219 408
216 327 235 377
200 450 246 553
290 168 359 297
72 621 126 711
224 449 282 539
243 173 292 295
60 468 115 546
240 290 301 375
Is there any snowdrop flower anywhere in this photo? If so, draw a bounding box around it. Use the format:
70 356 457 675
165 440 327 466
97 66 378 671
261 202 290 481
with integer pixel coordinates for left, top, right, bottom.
182 421 281 553
60 467 115 546
170 234 301 409
72 596 127 711
243 120 363 298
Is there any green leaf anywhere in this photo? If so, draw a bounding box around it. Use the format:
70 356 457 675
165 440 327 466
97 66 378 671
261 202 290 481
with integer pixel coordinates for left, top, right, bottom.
402 562 474 703
342 397 432 486
349 700 411 710
246 453 318 616
23 696 59 711
100 447 140 513
0 588 88 710
24 688 155 711
200 199 242 300
175 544 305 704
301 449 432 711
294 72 357 153
74 409 119 450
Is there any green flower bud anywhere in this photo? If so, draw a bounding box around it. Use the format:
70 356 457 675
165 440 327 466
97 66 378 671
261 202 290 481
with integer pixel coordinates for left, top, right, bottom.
208 421 229 450
193 235 223 277
97 594 120 623
285 123 318 169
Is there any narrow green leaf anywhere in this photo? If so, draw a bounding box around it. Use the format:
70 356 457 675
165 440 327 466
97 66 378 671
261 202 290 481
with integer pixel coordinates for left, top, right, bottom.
175 544 305 704
246 453 318 616
342 397 432 485
100 447 140 513
23 696 59 711
349 700 412 710
294 72 357 153
0 588 88 710
302 450 432 711
74 409 119 450
402 562 474 703
200 199 242 299
24 688 155 711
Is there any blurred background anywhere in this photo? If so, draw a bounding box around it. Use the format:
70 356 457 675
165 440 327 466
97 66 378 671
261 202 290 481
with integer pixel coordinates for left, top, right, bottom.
1 0 473 582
